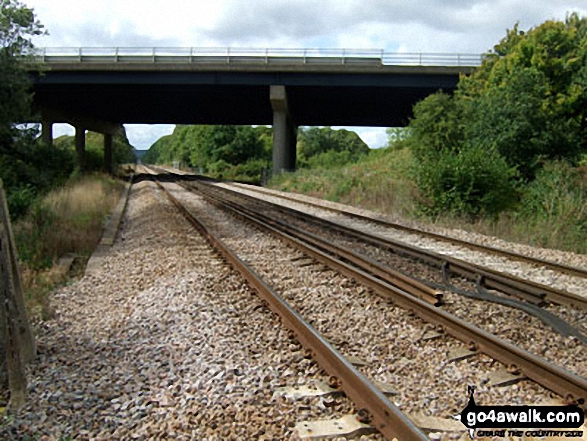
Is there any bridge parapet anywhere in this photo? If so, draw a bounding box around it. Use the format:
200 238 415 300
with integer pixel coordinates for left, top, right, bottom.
33 47 483 68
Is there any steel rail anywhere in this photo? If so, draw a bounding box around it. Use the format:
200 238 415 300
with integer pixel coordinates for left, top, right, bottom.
192 182 442 306
184 178 587 406
146 175 428 441
233 183 587 280
220 183 587 310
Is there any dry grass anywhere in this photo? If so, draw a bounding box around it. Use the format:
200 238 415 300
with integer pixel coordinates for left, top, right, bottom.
14 174 124 320
41 178 122 256
270 148 418 219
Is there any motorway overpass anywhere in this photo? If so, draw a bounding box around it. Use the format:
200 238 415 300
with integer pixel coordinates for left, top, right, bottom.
30 48 480 173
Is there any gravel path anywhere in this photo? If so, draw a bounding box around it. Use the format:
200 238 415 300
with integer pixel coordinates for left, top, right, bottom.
1 180 374 440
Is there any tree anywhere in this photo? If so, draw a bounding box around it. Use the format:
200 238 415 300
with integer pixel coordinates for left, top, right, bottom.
459 14 587 180
297 127 370 167
1 1 51 219
143 125 273 180
406 13 587 216
0 0 44 141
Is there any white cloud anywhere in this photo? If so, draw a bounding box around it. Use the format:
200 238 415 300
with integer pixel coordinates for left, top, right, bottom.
29 0 587 51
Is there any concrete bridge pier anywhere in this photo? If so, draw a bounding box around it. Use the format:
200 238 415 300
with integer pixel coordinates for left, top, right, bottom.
39 108 121 174
41 118 53 147
103 134 114 175
270 85 297 174
74 126 86 171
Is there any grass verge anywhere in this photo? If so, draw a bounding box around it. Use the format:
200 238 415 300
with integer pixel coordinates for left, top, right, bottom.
270 148 418 218
268 149 587 255
13 173 125 321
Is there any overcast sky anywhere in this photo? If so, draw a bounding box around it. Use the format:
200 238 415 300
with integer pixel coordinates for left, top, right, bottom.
26 0 587 150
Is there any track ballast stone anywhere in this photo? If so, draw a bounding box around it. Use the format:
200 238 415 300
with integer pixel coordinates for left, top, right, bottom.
0 181 376 440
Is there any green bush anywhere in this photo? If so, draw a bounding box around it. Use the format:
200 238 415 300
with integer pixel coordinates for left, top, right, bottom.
225 158 270 182
513 161 587 250
5 184 36 219
414 146 518 217
304 150 367 169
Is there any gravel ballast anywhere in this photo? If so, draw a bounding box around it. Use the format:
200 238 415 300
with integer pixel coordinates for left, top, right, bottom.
165 182 567 432
1 181 376 440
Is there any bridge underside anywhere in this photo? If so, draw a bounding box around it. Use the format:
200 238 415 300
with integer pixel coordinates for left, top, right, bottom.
31 67 464 173
34 84 441 127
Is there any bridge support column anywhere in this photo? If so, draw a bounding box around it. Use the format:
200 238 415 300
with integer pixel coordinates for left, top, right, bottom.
270 85 297 174
74 126 86 172
104 134 114 175
41 118 53 147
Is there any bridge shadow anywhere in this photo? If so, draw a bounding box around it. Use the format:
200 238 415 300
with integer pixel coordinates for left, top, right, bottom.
133 170 261 187
132 172 214 184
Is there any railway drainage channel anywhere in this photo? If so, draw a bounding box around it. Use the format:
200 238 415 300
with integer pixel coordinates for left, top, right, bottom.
145 171 587 440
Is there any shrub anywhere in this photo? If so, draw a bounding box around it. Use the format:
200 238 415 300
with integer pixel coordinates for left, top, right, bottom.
5 184 36 219
414 146 518 217
513 161 587 250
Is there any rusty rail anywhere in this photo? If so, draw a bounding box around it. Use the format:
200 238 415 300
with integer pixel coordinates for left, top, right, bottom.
198 183 442 306
219 182 587 310
186 178 587 406
146 174 427 441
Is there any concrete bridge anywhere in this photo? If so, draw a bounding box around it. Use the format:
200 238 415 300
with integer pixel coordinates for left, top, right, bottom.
30 48 480 173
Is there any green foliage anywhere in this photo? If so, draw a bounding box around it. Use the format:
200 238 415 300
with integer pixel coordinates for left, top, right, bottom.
414 146 518 217
0 1 50 219
143 125 272 181
297 127 369 166
386 127 411 149
54 128 136 172
144 125 369 180
142 134 172 164
305 150 356 169
4 183 35 219
407 13 587 217
409 92 465 158
513 161 587 250
0 0 44 139
270 146 417 216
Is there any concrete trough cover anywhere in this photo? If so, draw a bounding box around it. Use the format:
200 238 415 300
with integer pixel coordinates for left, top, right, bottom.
273 381 341 400
487 370 527 387
373 380 399 396
346 355 368 366
295 414 375 439
407 412 465 432
447 347 477 362
419 330 444 342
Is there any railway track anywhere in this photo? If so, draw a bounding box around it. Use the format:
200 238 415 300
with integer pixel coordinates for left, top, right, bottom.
140 166 427 440
217 182 587 312
229 181 587 279
187 179 587 346
144 168 587 422
153 167 587 311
